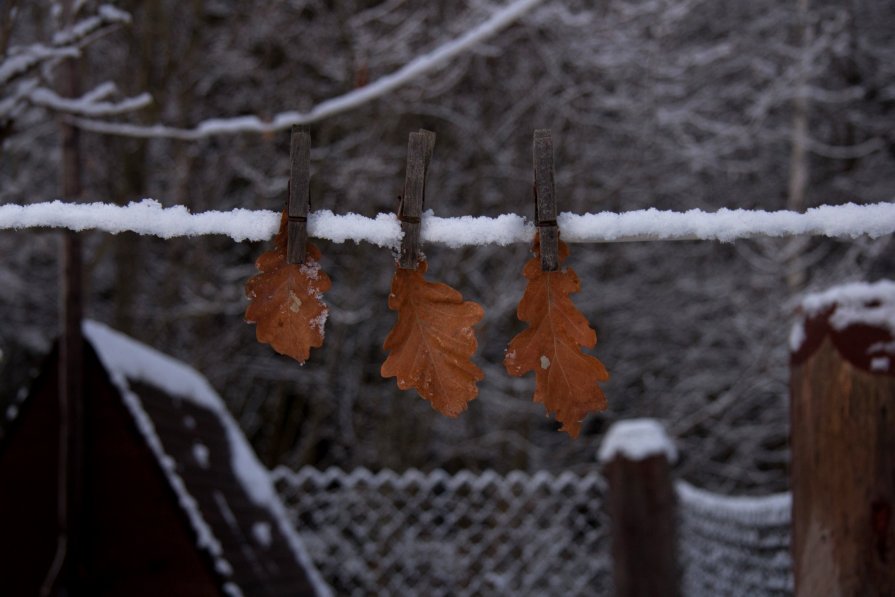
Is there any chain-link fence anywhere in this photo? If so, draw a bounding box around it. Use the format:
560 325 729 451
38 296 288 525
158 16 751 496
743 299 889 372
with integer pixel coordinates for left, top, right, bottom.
678 481 792 596
274 467 792 596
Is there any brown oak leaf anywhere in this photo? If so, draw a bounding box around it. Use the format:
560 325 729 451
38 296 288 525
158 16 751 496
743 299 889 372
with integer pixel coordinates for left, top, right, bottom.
245 212 331 363
381 260 484 416
504 236 609 437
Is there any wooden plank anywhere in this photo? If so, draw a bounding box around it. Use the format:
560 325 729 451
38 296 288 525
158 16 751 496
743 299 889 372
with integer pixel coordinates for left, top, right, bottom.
533 129 558 271
287 126 311 264
602 451 679 596
398 130 435 269
791 302 895 596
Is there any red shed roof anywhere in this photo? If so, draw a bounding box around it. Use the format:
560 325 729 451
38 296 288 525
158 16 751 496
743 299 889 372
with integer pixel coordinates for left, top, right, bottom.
0 321 330 596
81 321 331 596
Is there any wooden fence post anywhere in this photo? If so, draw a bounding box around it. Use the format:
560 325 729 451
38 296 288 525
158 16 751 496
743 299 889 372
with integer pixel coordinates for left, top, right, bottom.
599 419 680 597
790 281 895 597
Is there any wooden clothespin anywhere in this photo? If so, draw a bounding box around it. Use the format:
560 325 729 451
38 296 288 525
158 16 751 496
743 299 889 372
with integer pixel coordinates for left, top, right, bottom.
398 128 436 269
533 129 559 271
287 125 311 264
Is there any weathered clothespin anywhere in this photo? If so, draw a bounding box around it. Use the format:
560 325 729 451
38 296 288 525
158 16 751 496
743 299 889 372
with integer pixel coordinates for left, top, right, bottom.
398 129 436 269
287 125 311 264
533 129 559 271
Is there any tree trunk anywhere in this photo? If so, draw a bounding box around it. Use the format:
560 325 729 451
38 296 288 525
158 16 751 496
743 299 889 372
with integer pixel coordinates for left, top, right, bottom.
41 2 86 594
785 0 811 290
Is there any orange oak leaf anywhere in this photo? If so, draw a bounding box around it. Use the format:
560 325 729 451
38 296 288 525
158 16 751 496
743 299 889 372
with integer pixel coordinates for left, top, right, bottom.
504 236 609 437
245 212 331 363
381 260 484 417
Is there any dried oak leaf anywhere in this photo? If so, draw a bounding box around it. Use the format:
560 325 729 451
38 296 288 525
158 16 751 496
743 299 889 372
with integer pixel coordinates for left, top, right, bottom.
381 260 484 417
504 237 609 437
245 212 331 364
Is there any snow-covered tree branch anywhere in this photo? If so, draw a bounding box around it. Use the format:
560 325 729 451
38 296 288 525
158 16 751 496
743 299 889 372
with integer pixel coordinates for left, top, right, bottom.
72 0 545 139
0 4 138 131
26 84 152 117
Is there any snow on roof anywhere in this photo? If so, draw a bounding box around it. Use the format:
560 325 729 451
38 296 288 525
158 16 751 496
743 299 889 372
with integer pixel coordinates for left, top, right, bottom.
82 320 331 597
598 418 678 464
791 280 895 352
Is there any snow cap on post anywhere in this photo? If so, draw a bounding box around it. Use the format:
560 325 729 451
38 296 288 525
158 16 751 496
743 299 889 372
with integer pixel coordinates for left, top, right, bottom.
790 280 895 376
286 125 311 264
398 129 435 269
533 129 559 271
598 418 678 464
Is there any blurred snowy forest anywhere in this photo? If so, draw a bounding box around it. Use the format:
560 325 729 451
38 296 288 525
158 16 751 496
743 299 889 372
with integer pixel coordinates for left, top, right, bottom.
1 0 894 493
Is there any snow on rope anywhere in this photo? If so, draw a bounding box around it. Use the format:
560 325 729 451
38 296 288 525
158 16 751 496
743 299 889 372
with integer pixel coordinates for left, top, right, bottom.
74 0 545 140
1 199 894 247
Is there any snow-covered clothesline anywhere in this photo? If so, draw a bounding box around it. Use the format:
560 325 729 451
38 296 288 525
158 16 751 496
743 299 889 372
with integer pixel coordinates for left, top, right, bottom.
74 0 545 140
1 199 893 247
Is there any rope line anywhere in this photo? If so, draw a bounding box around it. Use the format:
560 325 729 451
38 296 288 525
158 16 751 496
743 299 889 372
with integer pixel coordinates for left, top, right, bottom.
1 199 893 247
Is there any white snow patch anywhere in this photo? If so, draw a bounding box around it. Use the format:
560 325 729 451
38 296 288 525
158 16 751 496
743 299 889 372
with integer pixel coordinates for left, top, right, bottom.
82 320 333 597
802 280 895 316
114 377 234 582
0 199 278 242
871 357 890 372
311 311 328 336
832 305 895 335
299 261 320 281
5 404 18 421
193 443 210 469
558 202 895 243
28 85 152 117
868 340 895 354
214 490 241 533
52 4 131 46
677 480 791 525
252 522 273 548
215 558 233 576
539 355 550 370
422 211 528 247
0 44 79 86
598 418 678 464
309 209 400 248
74 0 545 140
1 200 894 246
800 280 895 337
789 321 806 352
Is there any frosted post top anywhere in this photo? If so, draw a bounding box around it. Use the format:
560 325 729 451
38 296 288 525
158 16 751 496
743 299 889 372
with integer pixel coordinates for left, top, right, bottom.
598 418 678 464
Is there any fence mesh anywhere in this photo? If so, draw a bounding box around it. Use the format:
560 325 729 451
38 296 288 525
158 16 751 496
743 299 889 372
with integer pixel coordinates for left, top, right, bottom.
273 467 793 596
273 467 611 596
677 481 793 596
